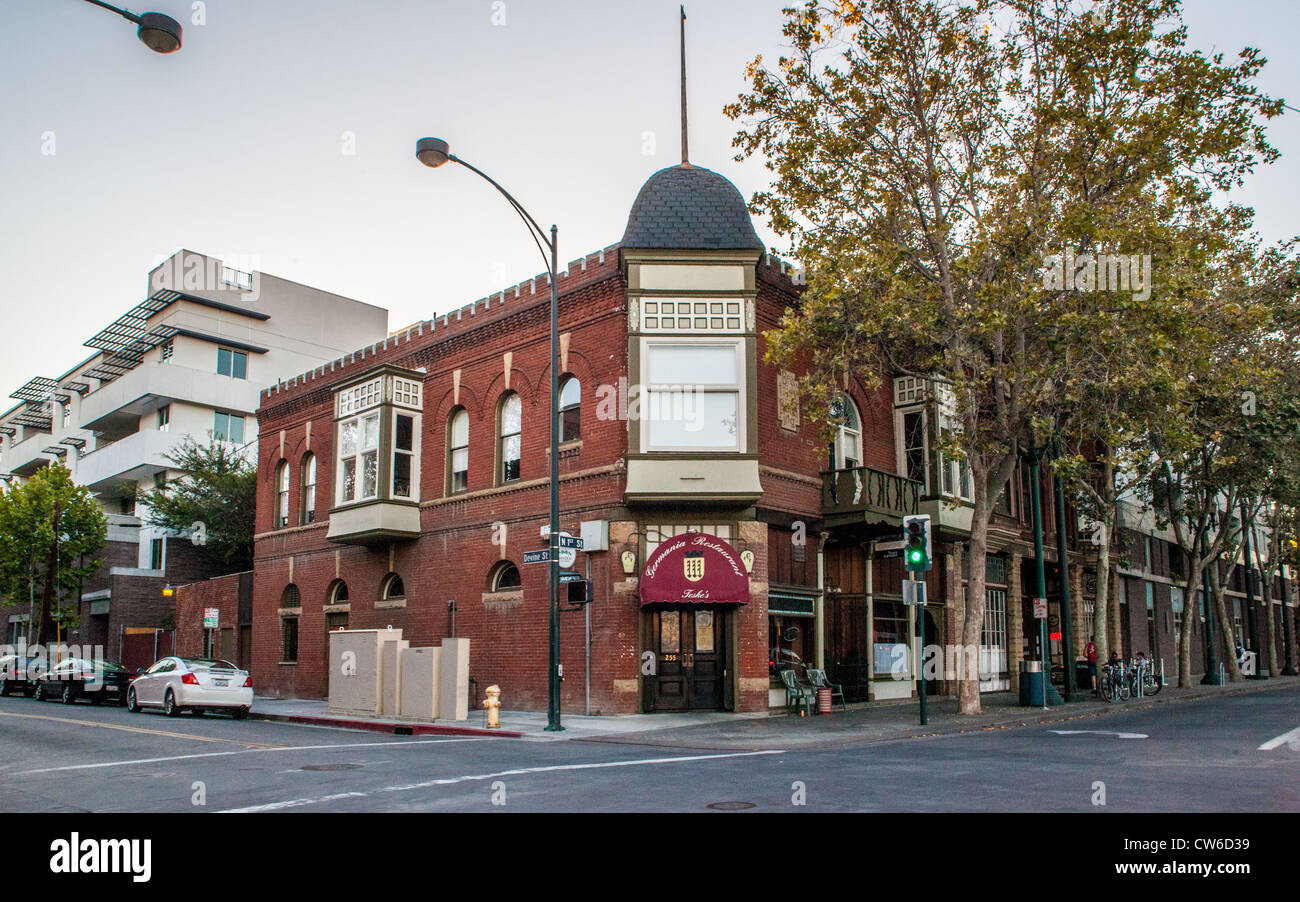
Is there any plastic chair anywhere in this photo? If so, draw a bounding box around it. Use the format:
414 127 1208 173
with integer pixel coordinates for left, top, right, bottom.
806 668 847 711
779 668 814 716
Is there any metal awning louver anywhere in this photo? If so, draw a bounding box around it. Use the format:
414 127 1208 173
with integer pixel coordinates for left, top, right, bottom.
42 446 67 457
59 437 86 449
10 377 60 402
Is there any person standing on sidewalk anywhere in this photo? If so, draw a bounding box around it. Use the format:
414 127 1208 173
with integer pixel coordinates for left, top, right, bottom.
1086 636 1098 694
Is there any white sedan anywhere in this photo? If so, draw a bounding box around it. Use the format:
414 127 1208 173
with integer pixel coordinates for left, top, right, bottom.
127 657 253 719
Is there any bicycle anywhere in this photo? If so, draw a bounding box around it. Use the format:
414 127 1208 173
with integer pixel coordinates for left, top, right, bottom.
1098 659 1130 702
1129 656 1162 697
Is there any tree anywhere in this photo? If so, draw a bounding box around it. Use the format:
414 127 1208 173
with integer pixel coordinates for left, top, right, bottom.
729 0 1280 712
0 463 107 645
134 438 257 572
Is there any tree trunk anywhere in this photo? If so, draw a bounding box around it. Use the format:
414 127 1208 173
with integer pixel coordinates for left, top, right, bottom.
1092 520 1111 669
1210 562 1241 681
1108 557 1123 658
959 489 992 716
1177 559 1198 688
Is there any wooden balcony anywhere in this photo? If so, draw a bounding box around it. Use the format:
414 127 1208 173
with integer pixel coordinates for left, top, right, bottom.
822 466 922 528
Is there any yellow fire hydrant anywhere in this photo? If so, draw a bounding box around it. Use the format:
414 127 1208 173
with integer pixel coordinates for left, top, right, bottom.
482 684 502 729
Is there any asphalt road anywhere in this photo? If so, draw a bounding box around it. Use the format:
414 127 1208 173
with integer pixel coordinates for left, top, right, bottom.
0 685 1296 813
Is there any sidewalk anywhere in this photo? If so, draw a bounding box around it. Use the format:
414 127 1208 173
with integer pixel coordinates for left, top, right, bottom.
250 674 1299 749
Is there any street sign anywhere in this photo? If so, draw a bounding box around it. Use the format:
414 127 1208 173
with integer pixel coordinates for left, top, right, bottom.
203 608 219 629
903 580 927 606
1032 597 1048 619
558 571 585 583
558 535 584 550
524 550 552 565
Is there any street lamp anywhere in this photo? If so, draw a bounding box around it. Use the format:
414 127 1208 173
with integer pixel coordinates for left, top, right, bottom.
416 136 565 732
81 1 183 54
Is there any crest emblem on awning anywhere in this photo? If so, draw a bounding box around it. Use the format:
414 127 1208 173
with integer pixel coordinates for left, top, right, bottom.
683 551 705 583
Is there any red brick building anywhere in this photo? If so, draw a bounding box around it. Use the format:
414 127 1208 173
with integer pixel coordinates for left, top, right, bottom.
249 160 1158 715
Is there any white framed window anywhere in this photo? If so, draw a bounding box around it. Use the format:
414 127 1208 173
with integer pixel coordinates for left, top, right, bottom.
392 412 420 499
447 408 469 495
830 393 861 470
213 411 245 443
640 298 744 334
497 393 522 484
559 376 581 443
896 407 928 489
301 453 316 523
337 411 380 504
275 460 290 528
938 426 973 501
641 338 744 453
217 348 248 380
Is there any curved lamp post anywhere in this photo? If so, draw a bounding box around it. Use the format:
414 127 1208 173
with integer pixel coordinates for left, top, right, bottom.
82 1 183 53
416 137 565 732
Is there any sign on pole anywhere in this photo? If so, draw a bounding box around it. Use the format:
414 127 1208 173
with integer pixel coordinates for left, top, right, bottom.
203 608 219 629
524 550 552 565
903 580 927 606
1032 597 1048 620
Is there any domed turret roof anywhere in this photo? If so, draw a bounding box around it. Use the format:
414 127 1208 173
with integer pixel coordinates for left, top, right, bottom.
622 163 764 252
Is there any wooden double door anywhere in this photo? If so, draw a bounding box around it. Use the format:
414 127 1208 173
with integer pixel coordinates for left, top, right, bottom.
648 608 728 711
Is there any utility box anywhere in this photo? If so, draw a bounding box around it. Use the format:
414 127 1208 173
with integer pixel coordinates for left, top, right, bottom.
399 646 442 721
329 629 404 717
439 638 471 722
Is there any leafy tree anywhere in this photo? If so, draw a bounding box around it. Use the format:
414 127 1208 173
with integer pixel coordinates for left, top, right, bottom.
134 438 257 572
0 463 106 645
729 0 1280 712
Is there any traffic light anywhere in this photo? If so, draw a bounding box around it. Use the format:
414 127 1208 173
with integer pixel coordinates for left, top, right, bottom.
903 514 932 572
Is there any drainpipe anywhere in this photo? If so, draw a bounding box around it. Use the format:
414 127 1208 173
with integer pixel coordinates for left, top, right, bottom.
815 532 828 669
865 539 875 699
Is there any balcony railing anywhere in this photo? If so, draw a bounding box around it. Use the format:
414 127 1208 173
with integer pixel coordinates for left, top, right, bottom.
822 465 922 522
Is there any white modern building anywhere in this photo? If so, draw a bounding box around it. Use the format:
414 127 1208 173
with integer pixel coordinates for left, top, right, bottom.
0 249 388 662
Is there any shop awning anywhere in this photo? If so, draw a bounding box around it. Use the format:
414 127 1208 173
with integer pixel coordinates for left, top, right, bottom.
639 533 750 606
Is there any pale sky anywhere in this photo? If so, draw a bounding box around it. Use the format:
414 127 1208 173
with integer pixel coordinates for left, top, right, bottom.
1 0 1296 397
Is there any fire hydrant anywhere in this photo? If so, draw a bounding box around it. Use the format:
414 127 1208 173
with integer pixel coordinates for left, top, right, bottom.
482 684 502 729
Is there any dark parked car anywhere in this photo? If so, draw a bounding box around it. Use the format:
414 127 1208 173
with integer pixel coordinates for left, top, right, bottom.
33 658 132 705
0 654 48 697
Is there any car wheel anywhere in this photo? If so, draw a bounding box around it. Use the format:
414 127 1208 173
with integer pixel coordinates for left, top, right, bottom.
32 682 44 702
61 683 77 705
126 687 140 713
232 707 249 721
0 678 9 696
163 689 180 718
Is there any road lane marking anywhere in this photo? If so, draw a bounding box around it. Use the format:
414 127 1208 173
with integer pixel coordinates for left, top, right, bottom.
217 749 787 813
20 737 495 774
0 711 280 748
1050 730 1148 739
1258 726 1300 751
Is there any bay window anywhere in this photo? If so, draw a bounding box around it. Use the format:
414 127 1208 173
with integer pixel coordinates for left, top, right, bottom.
331 369 423 511
642 340 743 452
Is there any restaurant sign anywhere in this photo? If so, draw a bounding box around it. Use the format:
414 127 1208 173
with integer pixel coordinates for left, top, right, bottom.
639 533 750 606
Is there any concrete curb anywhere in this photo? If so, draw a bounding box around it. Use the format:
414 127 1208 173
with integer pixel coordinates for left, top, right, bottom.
574 678 1298 752
249 710 523 738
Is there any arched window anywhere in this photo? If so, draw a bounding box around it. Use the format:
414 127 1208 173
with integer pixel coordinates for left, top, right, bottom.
448 408 469 494
830 394 862 470
490 561 522 592
497 393 522 484
280 584 301 609
559 375 581 443
327 580 349 606
301 453 317 524
381 573 406 602
275 461 290 528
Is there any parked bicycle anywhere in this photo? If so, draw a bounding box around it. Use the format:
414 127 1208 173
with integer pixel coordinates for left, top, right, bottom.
1129 655 1162 697
1098 658 1130 703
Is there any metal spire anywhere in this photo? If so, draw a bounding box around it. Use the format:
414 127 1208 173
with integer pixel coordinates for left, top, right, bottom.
680 5 689 166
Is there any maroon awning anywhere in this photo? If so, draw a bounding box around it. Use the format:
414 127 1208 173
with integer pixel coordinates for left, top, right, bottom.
639 533 750 606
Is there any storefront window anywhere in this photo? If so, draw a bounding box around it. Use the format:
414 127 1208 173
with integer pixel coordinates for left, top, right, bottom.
872 600 910 675
769 615 812 678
